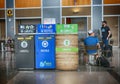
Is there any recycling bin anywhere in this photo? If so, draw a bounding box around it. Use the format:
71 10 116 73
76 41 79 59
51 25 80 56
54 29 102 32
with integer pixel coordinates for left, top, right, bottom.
35 24 56 69
15 35 34 70
56 24 79 70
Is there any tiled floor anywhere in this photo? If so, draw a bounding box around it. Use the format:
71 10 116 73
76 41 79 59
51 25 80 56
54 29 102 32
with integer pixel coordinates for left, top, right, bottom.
8 71 119 84
0 47 120 84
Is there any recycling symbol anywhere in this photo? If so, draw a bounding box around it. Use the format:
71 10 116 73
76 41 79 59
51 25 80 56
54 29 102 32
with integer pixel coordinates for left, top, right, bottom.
21 41 28 48
64 39 70 46
42 41 48 48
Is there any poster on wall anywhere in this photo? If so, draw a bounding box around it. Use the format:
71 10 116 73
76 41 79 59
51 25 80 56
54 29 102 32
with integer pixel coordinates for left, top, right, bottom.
43 18 56 24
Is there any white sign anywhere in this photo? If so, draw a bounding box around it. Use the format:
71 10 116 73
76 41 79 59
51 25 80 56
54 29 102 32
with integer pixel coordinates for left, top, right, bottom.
43 18 56 24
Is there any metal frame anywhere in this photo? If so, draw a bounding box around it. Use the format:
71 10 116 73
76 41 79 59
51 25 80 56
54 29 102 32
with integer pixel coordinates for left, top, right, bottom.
15 17 42 19
91 0 93 30
102 0 104 21
41 0 43 24
15 7 41 10
60 0 62 24
118 16 120 48
14 0 16 35
5 0 7 42
87 17 89 36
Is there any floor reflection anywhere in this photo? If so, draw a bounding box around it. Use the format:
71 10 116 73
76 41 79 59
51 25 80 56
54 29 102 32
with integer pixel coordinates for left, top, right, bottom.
7 71 119 84
0 47 120 84
0 52 17 84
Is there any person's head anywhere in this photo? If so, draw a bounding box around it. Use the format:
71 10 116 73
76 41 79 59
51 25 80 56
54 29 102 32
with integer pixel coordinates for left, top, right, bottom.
88 30 95 36
102 20 107 27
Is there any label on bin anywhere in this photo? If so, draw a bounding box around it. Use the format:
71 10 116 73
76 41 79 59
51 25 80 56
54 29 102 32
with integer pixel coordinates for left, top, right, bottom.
56 47 78 52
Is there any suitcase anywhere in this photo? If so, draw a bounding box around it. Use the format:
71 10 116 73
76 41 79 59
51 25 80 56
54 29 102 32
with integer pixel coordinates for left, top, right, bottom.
96 56 110 67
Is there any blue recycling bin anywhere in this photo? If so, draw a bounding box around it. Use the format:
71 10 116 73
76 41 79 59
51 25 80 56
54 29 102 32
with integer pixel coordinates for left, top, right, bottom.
35 24 56 69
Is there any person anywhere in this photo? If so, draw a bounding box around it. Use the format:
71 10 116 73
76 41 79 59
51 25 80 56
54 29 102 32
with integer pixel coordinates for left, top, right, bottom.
7 37 14 51
101 21 111 47
84 30 100 65
101 21 114 68
84 30 100 54
7 37 12 44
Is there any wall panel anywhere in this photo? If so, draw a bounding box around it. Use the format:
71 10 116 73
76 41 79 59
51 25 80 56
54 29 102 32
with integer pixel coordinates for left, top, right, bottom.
0 10 5 18
104 0 120 4
62 0 91 6
0 0 4 8
62 7 91 16
15 9 41 17
104 6 120 15
15 0 41 8
0 20 5 39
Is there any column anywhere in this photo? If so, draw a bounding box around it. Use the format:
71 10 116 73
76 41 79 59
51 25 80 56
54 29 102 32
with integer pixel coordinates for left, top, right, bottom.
5 0 15 39
42 0 61 24
91 0 103 30
118 16 120 48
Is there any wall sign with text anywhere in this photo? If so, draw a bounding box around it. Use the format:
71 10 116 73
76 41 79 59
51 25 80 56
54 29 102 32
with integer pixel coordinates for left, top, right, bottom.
18 24 36 33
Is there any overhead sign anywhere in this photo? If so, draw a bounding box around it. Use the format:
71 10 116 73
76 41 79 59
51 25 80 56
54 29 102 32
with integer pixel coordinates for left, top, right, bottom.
37 24 56 34
56 24 78 34
18 24 36 33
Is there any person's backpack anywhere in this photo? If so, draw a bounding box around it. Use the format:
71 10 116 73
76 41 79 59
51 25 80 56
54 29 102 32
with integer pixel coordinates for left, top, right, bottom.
96 56 110 67
103 45 113 58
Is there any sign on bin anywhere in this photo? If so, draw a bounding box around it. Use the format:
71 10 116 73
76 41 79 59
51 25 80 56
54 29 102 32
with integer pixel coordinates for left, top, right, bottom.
35 34 55 69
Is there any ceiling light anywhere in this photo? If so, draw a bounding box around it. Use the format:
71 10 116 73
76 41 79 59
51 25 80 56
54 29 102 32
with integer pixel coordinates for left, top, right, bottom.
72 7 80 13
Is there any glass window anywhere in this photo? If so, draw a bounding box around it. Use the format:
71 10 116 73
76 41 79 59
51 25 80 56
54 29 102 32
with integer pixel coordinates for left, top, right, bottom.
104 17 119 46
